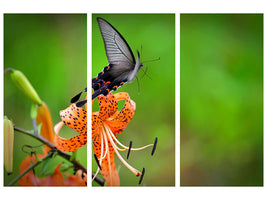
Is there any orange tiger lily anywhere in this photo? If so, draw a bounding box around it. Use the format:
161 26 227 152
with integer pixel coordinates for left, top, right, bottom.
55 92 155 186
92 92 154 186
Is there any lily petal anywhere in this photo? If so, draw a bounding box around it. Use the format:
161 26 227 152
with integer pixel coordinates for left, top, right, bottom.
18 155 86 186
64 169 87 186
105 92 136 134
98 93 118 119
92 92 143 186
54 104 87 152
36 102 55 153
92 114 102 139
17 154 54 186
93 134 120 186
60 104 87 134
51 164 65 186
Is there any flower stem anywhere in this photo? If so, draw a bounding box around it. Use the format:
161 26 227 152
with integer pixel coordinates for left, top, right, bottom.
7 152 53 186
13 126 104 186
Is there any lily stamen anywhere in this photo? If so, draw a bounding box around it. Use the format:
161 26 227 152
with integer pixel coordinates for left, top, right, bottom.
104 124 141 176
108 126 154 151
92 92 156 186
92 167 100 181
139 168 145 184
94 154 102 170
151 137 158 156
100 130 108 160
127 141 132 159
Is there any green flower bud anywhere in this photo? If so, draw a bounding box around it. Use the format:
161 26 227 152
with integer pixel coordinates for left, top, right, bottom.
10 69 42 105
4 116 14 175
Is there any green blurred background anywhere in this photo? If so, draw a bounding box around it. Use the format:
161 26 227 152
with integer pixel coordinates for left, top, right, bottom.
4 14 87 185
180 14 263 186
92 14 175 186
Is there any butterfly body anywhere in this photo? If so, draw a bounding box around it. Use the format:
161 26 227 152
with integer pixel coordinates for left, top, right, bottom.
92 18 143 99
71 17 144 106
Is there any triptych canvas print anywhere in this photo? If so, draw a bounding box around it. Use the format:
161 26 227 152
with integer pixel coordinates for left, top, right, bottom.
3 13 262 187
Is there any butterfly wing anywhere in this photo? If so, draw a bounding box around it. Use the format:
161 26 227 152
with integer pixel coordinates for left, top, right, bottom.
92 65 128 99
97 17 136 77
91 18 142 100
73 18 143 105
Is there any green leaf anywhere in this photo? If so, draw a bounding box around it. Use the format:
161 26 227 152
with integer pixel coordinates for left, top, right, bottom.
40 156 53 176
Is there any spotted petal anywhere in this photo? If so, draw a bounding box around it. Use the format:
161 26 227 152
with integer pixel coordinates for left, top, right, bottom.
97 93 118 120
105 92 136 134
54 104 87 152
92 114 102 139
93 134 120 186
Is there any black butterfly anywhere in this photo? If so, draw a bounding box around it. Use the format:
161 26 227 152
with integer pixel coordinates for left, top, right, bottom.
71 17 143 107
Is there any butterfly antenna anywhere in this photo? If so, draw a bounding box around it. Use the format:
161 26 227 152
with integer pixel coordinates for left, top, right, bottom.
139 67 147 80
142 57 160 64
140 67 152 80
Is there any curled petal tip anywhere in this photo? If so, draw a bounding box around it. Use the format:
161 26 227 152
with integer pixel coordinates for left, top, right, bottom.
54 121 64 134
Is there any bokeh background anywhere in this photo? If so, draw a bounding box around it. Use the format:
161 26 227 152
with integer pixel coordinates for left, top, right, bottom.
180 14 263 186
4 14 87 185
92 14 175 186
